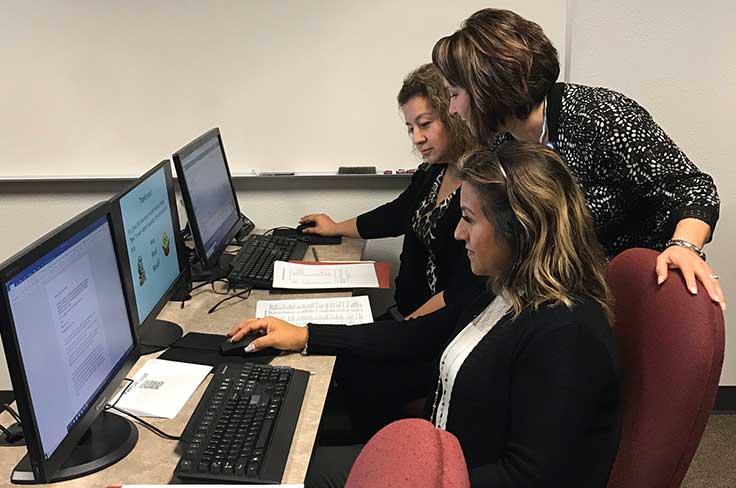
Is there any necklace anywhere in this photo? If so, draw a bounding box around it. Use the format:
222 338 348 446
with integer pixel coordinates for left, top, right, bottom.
538 96 548 144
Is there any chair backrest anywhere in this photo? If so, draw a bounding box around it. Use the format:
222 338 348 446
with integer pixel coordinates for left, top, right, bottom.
345 418 470 488
606 248 725 488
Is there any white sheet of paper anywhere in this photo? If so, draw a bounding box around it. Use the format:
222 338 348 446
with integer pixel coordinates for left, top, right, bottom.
111 359 212 419
256 296 374 326
272 261 379 289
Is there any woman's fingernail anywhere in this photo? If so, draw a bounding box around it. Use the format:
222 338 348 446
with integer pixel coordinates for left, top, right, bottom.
227 337 233 343
244 344 255 353
721 302 727 312
657 275 664 285
690 286 698 295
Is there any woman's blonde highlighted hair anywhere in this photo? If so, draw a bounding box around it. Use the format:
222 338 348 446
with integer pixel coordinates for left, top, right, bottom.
458 142 613 322
397 63 475 164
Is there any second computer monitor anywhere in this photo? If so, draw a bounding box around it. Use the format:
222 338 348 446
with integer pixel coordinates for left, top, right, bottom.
172 128 242 278
110 160 185 354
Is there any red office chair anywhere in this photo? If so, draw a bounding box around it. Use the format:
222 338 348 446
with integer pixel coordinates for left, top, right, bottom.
606 248 725 488
345 418 470 488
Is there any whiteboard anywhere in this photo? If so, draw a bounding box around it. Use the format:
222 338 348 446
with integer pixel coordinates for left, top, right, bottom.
0 0 566 178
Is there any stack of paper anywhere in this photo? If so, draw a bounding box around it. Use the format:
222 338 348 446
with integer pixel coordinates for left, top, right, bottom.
111 359 212 419
256 296 374 326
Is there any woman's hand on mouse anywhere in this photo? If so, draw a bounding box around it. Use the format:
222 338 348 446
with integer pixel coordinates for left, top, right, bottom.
227 316 307 353
299 214 338 236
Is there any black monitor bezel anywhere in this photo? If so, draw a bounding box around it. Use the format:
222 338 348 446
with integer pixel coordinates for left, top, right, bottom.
172 128 242 269
0 202 140 483
109 160 187 336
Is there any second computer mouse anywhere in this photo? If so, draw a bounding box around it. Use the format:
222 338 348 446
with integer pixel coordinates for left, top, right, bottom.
295 221 317 233
220 332 264 356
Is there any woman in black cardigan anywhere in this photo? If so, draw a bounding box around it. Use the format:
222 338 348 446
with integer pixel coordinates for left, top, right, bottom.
229 142 621 487
299 63 480 319
432 8 725 311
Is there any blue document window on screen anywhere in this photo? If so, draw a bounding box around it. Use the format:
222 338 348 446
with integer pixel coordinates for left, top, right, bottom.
119 168 180 324
180 137 238 259
5 217 133 459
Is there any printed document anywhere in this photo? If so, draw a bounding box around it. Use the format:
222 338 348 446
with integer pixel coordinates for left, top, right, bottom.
256 296 373 326
272 261 379 289
111 359 212 419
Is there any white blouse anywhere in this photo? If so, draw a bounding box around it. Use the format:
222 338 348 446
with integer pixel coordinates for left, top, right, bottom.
432 294 511 429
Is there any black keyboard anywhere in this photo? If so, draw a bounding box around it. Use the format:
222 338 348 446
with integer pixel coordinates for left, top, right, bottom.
175 362 309 484
228 234 308 288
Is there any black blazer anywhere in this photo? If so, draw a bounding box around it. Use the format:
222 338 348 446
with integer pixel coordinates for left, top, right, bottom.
356 163 483 315
308 292 621 487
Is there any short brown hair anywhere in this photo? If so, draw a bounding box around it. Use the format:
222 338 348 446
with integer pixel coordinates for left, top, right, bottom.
457 142 612 322
397 63 474 164
432 9 560 144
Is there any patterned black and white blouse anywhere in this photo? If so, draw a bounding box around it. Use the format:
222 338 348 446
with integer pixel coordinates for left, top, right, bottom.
411 168 458 293
493 83 720 258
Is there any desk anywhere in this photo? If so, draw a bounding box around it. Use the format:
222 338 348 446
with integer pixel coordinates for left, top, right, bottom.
0 237 366 487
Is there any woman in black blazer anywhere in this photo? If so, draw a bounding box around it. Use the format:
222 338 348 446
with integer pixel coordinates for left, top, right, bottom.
230 142 621 487
299 63 481 319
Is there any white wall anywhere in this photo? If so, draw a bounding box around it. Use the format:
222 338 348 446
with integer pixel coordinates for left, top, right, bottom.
0 0 566 177
568 0 735 384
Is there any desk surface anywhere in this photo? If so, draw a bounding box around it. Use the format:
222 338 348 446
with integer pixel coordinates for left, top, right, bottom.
0 237 365 487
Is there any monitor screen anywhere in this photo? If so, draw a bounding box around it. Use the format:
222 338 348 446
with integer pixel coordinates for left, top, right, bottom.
117 165 181 324
3 215 134 460
175 130 240 262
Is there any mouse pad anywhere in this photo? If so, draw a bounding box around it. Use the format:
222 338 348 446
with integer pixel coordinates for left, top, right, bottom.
273 228 342 245
158 332 278 367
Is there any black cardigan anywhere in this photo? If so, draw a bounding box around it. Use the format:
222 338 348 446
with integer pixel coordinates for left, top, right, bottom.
356 163 482 315
308 293 621 487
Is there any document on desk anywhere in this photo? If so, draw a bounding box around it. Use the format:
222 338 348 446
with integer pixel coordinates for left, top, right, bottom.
111 359 212 419
273 261 379 289
256 295 373 326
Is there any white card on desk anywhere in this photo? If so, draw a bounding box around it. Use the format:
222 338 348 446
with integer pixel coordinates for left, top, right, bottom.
272 261 379 289
111 359 212 419
256 295 373 326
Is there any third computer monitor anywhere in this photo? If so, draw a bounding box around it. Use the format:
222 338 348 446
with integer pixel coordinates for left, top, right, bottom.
110 160 185 354
172 128 242 279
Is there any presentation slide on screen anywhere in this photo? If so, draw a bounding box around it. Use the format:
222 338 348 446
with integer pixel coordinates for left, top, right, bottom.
120 169 179 323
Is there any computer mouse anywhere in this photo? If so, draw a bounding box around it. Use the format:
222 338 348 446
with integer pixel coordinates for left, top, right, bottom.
220 332 262 356
296 221 316 233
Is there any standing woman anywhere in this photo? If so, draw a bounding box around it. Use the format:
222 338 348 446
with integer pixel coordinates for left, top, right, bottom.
300 63 480 319
432 8 725 310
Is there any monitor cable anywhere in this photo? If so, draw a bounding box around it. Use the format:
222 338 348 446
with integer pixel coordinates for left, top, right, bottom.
0 403 24 446
105 379 181 441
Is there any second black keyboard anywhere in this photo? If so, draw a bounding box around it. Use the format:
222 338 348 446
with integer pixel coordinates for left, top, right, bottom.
228 234 308 288
174 362 309 484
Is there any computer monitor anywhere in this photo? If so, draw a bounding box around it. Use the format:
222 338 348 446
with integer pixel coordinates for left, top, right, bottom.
110 161 186 354
172 128 243 280
0 203 139 484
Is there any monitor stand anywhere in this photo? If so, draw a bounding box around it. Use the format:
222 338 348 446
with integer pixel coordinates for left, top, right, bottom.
11 412 138 484
138 319 184 355
189 253 234 282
